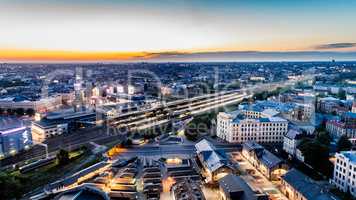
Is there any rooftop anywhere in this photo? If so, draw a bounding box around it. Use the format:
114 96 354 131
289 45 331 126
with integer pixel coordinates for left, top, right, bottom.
243 141 283 169
195 139 231 173
340 151 356 163
54 185 110 200
285 129 303 140
218 174 268 200
282 169 338 200
34 110 96 127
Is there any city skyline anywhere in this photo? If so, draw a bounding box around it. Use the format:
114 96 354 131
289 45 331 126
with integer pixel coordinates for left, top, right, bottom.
1 0 356 62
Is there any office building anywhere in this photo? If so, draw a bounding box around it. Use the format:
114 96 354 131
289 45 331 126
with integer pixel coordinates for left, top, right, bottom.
0 117 32 157
217 110 288 143
31 110 96 143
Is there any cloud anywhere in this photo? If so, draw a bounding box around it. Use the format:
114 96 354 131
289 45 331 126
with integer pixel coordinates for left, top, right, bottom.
315 43 356 50
141 50 356 61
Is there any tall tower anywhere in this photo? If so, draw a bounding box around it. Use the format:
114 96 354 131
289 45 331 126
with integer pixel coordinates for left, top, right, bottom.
73 67 84 112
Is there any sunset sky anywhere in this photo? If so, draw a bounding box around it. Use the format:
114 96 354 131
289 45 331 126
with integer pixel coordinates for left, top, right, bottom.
1 0 356 62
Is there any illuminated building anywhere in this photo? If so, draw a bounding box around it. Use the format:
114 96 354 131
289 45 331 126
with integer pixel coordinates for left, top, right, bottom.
31 110 96 143
0 95 63 112
0 117 32 158
217 109 288 143
218 174 268 200
171 179 205 200
242 141 288 180
281 169 337 200
195 139 234 183
53 185 110 200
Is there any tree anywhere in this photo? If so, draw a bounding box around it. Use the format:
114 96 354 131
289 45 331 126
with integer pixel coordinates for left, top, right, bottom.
26 108 35 116
337 135 352 152
56 149 70 166
338 89 346 100
0 107 4 115
6 108 14 115
316 131 331 146
185 131 198 141
0 172 26 200
15 108 25 116
298 139 333 177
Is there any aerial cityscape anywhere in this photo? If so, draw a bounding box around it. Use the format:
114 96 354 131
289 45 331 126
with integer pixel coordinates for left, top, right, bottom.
0 1 356 200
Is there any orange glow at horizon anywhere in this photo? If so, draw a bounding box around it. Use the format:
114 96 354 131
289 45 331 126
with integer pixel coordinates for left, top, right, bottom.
0 48 156 62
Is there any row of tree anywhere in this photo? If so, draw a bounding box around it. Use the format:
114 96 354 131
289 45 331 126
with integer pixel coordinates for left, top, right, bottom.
0 108 35 116
0 149 78 200
298 131 352 178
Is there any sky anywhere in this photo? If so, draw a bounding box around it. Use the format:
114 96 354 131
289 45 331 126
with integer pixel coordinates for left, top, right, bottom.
1 0 356 62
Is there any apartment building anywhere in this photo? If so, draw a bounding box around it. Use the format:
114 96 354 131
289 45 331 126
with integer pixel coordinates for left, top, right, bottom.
326 112 356 139
331 151 356 197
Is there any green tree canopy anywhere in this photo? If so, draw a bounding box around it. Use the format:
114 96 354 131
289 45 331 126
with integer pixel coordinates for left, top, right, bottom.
26 108 35 116
56 149 70 166
298 139 333 177
316 131 331 146
0 172 26 200
337 135 352 152
15 108 25 116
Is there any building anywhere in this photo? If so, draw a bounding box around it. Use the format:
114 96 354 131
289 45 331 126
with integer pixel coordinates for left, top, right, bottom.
242 142 288 180
53 185 110 200
331 151 356 197
281 169 338 200
217 110 288 143
0 95 64 113
171 179 205 200
195 139 234 183
250 76 266 81
289 103 313 122
244 100 313 122
218 174 268 200
317 97 351 115
31 110 96 143
0 117 32 158
326 112 356 139
283 129 306 158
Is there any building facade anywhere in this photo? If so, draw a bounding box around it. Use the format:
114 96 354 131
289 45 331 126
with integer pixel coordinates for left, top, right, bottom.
326 112 356 139
0 117 32 158
281 169 337 200
218 174 268 200
195 139 234 183
283 129 305 158
242 142 288 180
217 110 288 143
31 110 96 143
331 151 356 197
0 95 65 113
